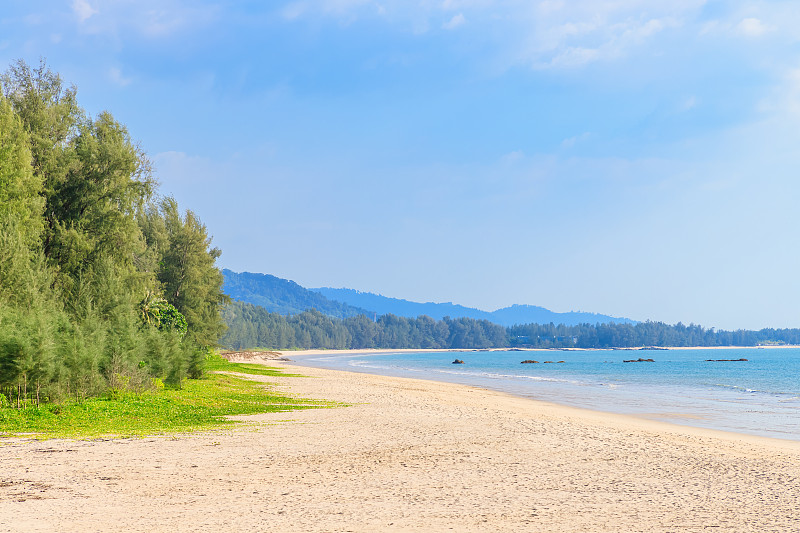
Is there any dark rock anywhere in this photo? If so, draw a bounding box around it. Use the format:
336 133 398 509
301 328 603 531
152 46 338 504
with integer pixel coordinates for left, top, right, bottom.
521 360 539 364
623 358 655 363
452 359 465 364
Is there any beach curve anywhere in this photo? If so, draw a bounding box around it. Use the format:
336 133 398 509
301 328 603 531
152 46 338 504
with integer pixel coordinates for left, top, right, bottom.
1 359 799 532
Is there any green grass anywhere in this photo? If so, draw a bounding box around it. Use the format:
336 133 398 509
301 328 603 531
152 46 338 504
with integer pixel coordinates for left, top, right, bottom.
0 357 336 439
205 353 305 377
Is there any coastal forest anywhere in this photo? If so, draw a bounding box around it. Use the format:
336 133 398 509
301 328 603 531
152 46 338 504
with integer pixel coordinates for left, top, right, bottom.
221 270 800 350
221 300 800 350
221 302 509 350
0 61 227 407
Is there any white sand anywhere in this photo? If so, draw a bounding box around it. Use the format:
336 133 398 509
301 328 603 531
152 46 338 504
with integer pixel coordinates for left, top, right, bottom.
1 361 799 532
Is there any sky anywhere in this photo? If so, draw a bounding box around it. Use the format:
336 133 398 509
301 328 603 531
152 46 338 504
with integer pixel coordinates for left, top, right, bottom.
2 0 800 330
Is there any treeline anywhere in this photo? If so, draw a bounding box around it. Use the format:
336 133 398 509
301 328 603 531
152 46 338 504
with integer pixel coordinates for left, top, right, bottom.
509 321 800 348
221 301 508 350
0 60 227 406
222 301 800 351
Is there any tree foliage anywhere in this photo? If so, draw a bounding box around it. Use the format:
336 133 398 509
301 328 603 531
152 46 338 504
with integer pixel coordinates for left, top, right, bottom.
140 198 228 346
508 321 800 348
221 302 509 350
222 302 800 351
0 60 226 406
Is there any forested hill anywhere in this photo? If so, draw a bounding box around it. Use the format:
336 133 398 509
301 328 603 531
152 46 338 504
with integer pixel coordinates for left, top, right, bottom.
220 301 800 351
312 288 635 327
222 270 371 318
311 287 491 322
491 304 635 328
223 270 633 326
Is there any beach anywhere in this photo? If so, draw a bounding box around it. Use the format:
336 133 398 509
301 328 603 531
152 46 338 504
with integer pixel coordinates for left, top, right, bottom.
2 359 799 532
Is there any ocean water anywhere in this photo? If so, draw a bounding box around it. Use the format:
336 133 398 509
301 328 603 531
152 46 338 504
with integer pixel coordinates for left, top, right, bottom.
291 348 800 441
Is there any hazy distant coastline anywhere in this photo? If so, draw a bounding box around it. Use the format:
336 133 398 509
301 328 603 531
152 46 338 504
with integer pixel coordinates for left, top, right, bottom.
221 270 800 351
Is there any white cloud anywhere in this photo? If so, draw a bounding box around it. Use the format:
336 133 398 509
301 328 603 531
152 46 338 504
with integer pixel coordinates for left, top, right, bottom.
500 150 525 164
560 132 591 148
736 17 769 37
282 0 377 20
526 14 679 69
698 20 720 36
263 1 797 77
140 9 192 37
630 18 666 40
442 13 465 30
758 66 800 116
72 0 98 22
67 1 220 39
547 46 600 68
108 67 132 86
276 0 707 69
680 95 697 111
282 2 307 20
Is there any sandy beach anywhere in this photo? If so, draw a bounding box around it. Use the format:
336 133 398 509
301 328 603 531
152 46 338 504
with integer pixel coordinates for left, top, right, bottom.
2 358 799 532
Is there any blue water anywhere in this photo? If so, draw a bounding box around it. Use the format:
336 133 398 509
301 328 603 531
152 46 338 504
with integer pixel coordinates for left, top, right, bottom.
291 348 800 441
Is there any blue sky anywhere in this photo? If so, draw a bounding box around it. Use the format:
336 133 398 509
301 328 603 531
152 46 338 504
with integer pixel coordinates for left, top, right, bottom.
3 0 800 329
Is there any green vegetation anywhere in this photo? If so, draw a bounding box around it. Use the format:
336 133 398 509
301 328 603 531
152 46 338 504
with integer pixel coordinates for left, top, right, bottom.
221 301 800 350
0 355 333 438
222 269 370 318
220 271 800 350
0 59 228 408
222 301 509 350
205 353 305 377
507 322 800 348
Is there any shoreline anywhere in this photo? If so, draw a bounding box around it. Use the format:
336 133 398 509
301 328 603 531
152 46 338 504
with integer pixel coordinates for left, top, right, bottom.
277 347 800 442
348 362 796 447
3 361 798 531
267 344 800 358
287 362 800 451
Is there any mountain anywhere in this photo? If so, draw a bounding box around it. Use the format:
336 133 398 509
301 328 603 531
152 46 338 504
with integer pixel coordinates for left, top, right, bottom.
222 269 370 318
312 288 635 327
309 287 493 322
487 304 635 327
221 270 635 326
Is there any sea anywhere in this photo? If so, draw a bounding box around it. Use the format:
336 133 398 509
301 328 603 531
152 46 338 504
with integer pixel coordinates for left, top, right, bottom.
291 347 800 441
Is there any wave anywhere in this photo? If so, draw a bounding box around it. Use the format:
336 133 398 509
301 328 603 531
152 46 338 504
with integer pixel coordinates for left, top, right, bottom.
349 361 595 386
707 382 800 399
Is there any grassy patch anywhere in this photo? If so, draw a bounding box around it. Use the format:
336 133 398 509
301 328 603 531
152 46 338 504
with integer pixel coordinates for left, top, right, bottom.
0 362 334 439
205 353 305 377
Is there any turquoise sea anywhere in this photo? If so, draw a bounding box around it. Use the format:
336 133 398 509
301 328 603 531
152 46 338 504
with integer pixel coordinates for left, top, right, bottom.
292 348 800 441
